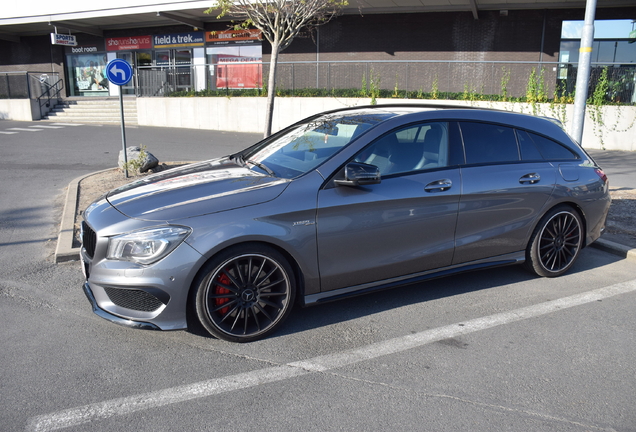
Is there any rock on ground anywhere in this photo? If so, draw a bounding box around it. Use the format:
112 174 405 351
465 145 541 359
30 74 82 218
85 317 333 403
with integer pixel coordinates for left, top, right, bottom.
118 146 159 172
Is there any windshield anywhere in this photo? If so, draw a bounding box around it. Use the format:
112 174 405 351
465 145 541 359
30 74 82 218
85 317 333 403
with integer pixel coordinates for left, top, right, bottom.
241 110 395 179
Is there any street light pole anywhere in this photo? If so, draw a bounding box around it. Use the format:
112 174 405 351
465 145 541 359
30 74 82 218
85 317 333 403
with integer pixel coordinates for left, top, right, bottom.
570 0 597 145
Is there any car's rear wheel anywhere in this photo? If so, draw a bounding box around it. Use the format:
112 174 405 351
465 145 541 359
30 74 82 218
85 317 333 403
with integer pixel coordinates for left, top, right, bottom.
525 206 583 277
194 244 296 342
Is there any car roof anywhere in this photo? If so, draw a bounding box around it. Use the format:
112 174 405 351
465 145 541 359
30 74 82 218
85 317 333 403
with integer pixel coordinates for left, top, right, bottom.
319 103 574 147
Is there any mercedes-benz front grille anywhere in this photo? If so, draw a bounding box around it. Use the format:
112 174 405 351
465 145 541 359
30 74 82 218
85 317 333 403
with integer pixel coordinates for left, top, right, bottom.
81 221 97 259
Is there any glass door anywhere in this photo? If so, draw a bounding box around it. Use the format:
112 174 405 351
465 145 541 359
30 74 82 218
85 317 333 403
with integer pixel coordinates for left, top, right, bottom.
116 51 153 95
116 52 135 95
174 49 193 92
153 49 193 94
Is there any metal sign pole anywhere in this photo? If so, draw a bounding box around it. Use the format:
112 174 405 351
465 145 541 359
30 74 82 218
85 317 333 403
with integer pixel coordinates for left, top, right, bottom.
119 89 128 178
106 58 134 179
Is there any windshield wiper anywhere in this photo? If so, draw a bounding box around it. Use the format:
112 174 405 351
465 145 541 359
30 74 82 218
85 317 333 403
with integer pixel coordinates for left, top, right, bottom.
233 154 276 177
245 159 275 176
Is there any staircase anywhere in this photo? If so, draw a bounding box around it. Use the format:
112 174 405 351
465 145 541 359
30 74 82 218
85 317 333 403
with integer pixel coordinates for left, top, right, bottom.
43 98 138 125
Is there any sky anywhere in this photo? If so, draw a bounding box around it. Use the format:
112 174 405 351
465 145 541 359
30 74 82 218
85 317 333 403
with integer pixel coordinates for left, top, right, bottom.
561 19 636 39
0 1 207 19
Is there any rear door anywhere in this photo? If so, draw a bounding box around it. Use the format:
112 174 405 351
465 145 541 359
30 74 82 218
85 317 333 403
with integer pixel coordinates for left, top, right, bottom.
452 121 556 264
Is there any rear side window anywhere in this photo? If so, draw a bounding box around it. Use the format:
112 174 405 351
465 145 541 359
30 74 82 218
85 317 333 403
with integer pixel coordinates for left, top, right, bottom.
459 122 519 164
519 130 579 160
516 130 544 160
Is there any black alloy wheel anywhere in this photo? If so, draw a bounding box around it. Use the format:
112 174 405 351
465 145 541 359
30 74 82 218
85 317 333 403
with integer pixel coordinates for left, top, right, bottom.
525 206 583 277
195 244 296 342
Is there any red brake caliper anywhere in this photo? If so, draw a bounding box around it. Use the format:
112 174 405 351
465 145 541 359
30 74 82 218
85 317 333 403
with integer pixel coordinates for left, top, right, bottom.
215 272 232 316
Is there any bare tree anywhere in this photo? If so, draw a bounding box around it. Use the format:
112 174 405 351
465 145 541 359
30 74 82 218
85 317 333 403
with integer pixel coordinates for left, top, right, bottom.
208 0 348 137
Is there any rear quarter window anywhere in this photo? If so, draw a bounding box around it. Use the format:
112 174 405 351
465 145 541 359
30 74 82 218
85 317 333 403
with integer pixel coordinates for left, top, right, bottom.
520 130 579 160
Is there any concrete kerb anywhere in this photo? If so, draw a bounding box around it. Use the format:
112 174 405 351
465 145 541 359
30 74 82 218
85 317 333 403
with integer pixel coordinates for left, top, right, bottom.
54 168 115 263
590 238 636 262
54 171 636 264
54 163 198 264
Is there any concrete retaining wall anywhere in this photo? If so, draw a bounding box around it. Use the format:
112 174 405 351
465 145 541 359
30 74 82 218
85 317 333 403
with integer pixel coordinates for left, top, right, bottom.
137 97 636 151
0 99 40 121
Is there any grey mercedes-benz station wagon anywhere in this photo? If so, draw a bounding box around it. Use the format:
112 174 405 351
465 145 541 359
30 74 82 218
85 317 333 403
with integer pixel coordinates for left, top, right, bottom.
81 105 610 342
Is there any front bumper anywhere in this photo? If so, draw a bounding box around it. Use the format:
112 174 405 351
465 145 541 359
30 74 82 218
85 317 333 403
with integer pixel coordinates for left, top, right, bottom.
83 282 160 330
80 227 206 331
81 194 208 331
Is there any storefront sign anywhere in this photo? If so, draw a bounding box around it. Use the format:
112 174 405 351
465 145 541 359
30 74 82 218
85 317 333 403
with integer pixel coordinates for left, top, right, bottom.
51 33 77 46
206 29 262 45
68 46 100 53
153 32 204 48
106 36 152 51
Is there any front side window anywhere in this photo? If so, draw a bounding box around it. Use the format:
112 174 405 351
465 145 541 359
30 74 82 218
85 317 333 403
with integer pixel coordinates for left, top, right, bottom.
355 122 449 176
460 122 519 164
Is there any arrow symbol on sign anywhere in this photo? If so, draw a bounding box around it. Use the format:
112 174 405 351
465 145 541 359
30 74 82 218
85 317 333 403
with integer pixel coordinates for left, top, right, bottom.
110 64 126 79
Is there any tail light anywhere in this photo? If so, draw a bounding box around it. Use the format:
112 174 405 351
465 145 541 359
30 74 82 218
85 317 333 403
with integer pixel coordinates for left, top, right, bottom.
594 168 608 184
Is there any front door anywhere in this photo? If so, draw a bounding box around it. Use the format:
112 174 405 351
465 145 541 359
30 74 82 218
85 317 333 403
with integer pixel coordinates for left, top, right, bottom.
316 122 461 292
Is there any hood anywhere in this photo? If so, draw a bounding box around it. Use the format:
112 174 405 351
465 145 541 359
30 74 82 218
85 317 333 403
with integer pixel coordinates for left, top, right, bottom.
107 158 289 221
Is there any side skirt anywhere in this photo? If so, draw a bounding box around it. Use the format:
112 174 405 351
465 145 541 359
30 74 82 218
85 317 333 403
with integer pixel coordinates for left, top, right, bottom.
302 252 525 306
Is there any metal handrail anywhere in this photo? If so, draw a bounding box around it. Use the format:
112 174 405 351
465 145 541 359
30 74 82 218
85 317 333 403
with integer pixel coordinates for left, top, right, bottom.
37 78 64 110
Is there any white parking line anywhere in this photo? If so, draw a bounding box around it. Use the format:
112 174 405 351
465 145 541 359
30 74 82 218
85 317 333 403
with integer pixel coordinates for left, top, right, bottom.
31 125 64 129
27 280 636 432
7 128 42 132
0 131 18 134
50 123 83 126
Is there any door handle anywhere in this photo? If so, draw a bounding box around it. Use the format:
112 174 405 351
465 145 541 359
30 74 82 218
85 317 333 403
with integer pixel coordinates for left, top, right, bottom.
519 173 540 184
425 179 452 192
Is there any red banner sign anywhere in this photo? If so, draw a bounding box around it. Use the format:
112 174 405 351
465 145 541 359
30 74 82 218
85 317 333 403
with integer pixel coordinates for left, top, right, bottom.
216 55 262 89
106 36 152 51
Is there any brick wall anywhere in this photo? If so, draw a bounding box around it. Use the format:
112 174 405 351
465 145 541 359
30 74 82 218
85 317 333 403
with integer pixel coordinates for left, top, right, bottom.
262 7 635 96
1 7 634 99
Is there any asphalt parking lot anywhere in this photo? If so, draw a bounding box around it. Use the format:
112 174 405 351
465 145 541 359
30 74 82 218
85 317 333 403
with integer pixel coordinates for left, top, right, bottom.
1 120 635 432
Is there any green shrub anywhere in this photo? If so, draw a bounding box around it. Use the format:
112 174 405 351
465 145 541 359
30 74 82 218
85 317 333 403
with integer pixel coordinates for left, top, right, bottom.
164 83 633 106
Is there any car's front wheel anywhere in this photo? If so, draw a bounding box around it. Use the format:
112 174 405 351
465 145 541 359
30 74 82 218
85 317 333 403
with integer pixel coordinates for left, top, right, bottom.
194 244 296 342
525 206 583 277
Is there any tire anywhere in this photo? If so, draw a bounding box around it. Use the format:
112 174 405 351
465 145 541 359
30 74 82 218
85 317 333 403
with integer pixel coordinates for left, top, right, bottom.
194 244 296 342
525 206 583 278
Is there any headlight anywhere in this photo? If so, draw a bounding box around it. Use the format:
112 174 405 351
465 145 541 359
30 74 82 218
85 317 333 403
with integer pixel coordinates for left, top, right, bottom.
107 226 191 265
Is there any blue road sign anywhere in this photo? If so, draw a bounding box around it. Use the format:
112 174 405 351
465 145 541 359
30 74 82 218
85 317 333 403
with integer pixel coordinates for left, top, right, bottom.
106 58 133 86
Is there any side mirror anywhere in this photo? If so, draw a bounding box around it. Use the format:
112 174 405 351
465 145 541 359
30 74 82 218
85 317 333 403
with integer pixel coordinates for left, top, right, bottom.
334 162 381 187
